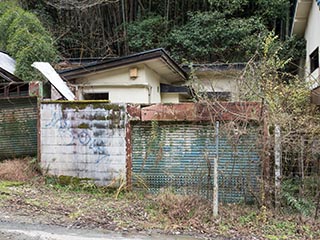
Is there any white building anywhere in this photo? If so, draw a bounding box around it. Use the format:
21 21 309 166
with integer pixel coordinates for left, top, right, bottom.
183 63 245 101
292 0 320 88
59 49 190 104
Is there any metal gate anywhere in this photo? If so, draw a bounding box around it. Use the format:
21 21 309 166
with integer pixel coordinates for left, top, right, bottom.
132 121 260 203
0 97 38 159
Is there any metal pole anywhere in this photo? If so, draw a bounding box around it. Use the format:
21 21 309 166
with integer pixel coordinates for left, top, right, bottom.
274 124 281 209
213 121 219 216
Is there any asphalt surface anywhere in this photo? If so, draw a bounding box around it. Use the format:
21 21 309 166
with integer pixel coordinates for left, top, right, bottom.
0 220 199 240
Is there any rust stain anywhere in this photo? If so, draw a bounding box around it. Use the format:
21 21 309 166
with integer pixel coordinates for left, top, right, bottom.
141 103 197 121
127 104 141 121
195 102 261 121
29 81 41 97
137 102 261 122
125 121 132 190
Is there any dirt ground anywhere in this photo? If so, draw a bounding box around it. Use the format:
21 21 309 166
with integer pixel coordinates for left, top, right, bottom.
0 181 220 240
0 158 319 240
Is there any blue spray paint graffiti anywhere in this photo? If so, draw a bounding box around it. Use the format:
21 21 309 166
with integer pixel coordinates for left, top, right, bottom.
45 111 74 145
77 130 108 163
45 109 109 163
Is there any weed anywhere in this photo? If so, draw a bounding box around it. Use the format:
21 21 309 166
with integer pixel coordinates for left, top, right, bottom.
154 188 212 229
217 222 230 234
281 179 316 216
45 175 103 194
265 235 287 240
132 173 149 191
263 220 296 238
28 157 42 176
69 209 83 219
0 180 24 188
238 211 257 225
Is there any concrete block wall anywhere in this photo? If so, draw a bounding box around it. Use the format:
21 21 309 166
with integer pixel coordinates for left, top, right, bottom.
40 101 126 185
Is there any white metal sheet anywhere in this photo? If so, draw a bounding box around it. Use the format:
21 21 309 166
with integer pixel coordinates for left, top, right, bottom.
32 62 75 100
0 52 16 74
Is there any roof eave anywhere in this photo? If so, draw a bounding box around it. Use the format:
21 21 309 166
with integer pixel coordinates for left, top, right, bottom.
0 67 24 83
60 49 187 82
291 0 313 37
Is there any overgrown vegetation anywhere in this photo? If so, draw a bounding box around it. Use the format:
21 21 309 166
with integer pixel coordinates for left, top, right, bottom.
0 1 57 81
240 33 320 215
1 0 303 79
0 158 319 238
185 33 320 216
17 0 303 64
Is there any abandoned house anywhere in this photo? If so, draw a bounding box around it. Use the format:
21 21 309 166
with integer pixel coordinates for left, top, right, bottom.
58 48 191 103
183 63 245 101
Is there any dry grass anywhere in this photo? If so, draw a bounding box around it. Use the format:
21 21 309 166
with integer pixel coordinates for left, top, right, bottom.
0 157 41 182
155 189 212 230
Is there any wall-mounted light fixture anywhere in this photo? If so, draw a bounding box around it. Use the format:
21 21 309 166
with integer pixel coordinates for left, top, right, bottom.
129 67 138 80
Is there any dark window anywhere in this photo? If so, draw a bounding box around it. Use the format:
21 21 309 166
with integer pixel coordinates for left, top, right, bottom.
83 92 109 100
310 47 319 73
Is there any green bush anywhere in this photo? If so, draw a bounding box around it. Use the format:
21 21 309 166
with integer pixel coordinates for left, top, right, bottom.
0 1 57 81
127 15 170 53
167 11 268 62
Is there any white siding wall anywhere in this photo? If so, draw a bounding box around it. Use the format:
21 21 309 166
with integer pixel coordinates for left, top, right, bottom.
80 86 149 103
305 1 320 87
195 71 239 100
75 64 166 104
144 66 162 103
161 93 180 103
77 64 146 86
40 102 126 185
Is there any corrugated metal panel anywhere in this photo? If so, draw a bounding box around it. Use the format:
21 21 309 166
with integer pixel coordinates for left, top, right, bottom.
132 122 260 203
0 97 38 159
218 125 260 203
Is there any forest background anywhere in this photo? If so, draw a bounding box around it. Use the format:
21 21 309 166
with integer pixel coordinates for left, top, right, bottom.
0 0 305 81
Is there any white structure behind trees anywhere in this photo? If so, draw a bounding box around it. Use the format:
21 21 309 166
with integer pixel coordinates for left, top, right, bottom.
292 0 320 88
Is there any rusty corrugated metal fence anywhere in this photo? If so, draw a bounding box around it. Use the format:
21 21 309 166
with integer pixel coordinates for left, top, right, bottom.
0 97 38 159
132 122 260 203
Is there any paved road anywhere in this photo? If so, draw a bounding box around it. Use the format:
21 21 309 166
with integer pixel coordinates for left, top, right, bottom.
0 220 199 240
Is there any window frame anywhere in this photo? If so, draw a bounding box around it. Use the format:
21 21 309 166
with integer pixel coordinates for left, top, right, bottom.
310 47 319 73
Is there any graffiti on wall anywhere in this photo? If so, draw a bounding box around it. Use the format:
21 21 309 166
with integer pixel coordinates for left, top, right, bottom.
44 103 125 164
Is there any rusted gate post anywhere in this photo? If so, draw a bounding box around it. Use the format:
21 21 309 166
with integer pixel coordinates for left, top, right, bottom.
213 121 219 217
